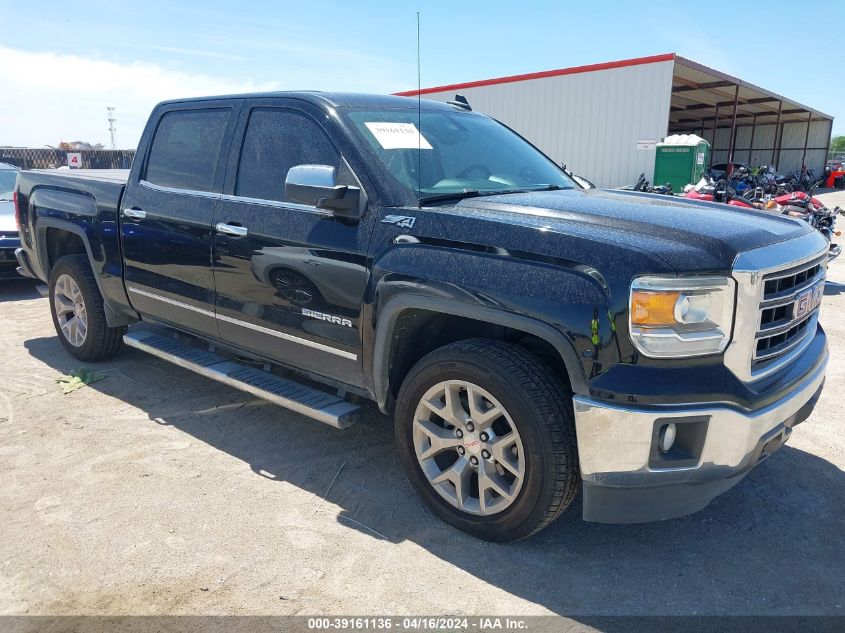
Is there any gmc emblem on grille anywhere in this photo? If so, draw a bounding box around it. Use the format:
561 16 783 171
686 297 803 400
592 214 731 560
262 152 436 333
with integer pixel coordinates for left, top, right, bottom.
794 283 823 320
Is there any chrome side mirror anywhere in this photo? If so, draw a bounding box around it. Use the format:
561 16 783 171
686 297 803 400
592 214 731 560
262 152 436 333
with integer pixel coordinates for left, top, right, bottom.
285 164 362 218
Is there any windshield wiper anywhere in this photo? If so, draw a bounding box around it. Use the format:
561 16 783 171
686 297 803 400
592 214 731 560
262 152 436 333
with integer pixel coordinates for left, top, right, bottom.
498 184 571 193
418 184 572 205
418 190 483 205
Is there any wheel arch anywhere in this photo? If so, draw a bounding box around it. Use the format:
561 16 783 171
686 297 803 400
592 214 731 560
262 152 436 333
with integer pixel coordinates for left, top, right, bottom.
371 294 587 413
35 218 136 328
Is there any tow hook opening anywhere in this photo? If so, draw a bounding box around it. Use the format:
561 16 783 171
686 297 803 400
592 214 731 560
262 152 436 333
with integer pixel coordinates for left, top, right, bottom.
759 427 791 463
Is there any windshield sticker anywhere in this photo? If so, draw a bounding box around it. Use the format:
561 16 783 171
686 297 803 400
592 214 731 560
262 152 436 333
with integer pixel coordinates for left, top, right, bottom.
364 122 432 150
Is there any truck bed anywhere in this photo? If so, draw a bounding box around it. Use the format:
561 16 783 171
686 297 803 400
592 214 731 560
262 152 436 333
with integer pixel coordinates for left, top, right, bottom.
18 169 128 212
31 168 130 183
15 168 129 290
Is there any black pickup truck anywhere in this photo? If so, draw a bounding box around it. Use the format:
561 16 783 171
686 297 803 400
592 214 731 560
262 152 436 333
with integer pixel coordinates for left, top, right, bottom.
14 93 829 541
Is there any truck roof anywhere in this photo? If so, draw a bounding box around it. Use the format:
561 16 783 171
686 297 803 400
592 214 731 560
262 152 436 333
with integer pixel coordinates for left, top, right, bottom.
156 91 459 111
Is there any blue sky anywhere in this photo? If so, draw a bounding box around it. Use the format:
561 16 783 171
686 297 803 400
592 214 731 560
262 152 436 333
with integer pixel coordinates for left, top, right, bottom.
0 0 842 147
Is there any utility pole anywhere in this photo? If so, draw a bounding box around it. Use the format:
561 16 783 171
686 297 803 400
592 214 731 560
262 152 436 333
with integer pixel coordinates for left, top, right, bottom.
107 106 117 150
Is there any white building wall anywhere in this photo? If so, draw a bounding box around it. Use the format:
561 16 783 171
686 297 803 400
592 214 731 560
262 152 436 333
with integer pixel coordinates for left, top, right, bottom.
418 60 675 188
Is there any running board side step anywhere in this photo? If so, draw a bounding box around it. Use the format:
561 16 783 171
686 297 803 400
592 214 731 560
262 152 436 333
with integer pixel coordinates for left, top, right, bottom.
123 330 361 429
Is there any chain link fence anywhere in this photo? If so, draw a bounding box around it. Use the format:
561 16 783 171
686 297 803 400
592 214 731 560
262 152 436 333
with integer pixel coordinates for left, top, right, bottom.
0 148 135 170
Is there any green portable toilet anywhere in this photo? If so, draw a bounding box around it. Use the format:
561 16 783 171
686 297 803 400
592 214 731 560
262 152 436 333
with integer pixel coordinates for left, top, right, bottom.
653 134 710 193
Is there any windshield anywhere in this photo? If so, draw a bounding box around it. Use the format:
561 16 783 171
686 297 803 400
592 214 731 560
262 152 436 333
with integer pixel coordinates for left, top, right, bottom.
0 170 17 201
344 108 575 202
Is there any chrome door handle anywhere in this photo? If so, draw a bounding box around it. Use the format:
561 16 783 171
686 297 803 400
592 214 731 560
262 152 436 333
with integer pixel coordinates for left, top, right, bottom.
215 222 248 237
123 208 146 220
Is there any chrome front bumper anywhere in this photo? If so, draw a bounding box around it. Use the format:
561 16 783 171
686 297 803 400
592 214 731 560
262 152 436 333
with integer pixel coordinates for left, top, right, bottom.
573 346 827 523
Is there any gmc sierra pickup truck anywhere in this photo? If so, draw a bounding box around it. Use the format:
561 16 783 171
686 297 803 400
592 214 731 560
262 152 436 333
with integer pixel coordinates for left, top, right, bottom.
14 93 829 541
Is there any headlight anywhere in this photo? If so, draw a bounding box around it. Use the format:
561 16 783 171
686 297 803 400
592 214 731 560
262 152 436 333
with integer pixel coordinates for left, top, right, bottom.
629 276 736 358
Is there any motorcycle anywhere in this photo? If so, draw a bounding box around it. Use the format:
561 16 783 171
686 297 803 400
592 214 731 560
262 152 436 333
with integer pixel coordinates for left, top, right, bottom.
782 169 816 193
763 182 842 260
631 173 674 196
683 175 754 208
726 166 755 195
811 207 842 259
805 204 842 261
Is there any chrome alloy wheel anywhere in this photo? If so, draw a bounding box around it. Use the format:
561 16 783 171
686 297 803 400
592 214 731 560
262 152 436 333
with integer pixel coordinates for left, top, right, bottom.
53 273 88 347
412 380 526 516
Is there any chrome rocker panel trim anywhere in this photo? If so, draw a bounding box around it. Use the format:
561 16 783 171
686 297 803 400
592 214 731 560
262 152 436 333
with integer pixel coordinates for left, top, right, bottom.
126 285 357 360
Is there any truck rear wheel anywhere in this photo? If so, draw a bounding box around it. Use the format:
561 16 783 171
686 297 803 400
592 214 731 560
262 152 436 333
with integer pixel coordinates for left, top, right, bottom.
48 254 125 361
394 339 579 541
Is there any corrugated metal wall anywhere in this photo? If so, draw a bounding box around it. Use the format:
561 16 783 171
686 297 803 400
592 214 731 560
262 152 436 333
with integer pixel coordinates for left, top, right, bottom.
419 61 675 188
702 119 830 175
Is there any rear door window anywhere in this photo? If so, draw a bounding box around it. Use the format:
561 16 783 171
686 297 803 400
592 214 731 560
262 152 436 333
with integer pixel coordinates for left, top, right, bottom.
145 109 230 192
235 108 341 203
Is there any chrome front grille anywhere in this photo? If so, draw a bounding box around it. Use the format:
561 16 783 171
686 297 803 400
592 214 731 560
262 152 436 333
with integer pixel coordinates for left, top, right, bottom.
753 256 826 371
723 231 829 383
762 262 823 297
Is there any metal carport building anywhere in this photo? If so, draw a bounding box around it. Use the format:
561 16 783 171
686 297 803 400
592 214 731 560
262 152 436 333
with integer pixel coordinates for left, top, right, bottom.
395 53 833 188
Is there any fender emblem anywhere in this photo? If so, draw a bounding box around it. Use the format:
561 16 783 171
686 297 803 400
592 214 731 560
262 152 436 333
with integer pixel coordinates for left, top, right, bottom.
302 308 353 328
382 215 416 229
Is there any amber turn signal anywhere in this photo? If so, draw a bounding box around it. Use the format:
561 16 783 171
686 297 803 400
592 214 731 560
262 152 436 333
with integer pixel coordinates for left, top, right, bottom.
631 290 680 326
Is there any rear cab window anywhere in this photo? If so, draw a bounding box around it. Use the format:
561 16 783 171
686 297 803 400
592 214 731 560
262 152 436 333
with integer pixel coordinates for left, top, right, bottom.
144 109 231 192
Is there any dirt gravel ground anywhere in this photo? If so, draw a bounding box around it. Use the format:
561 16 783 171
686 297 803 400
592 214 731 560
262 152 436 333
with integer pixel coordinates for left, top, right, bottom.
1 212 844 619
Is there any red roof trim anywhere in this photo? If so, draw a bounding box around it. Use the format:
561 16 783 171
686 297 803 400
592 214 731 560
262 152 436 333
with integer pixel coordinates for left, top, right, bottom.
394 53 676 96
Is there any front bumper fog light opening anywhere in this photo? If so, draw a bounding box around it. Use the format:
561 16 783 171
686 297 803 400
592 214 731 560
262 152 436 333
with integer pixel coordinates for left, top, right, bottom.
658 423 677 453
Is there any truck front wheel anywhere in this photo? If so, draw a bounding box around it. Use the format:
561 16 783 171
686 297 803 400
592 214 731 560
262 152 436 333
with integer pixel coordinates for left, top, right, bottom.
48 254 125 361
394 339 579 541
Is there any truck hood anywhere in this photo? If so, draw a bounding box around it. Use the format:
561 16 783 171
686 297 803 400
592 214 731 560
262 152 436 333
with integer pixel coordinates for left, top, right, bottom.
443 188 813 272
0 200 16 233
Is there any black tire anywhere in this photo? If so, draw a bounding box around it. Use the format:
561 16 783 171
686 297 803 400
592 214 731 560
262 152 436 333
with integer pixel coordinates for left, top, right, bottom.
48 254 125 361
395 339 579 542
